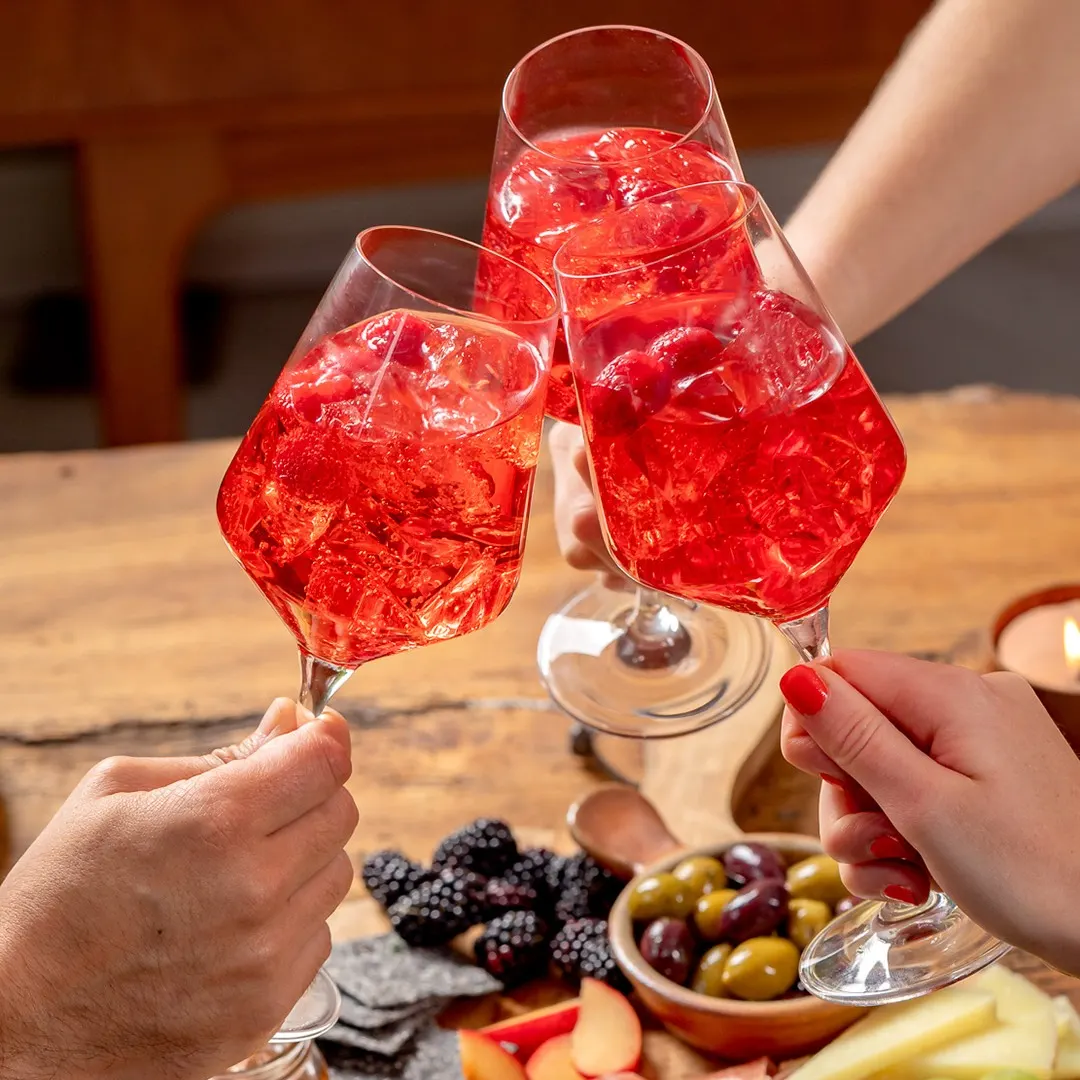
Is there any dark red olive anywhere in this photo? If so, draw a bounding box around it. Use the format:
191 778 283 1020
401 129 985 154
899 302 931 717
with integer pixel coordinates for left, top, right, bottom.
723 841 786 886
720 879 789 943
639 917 696 986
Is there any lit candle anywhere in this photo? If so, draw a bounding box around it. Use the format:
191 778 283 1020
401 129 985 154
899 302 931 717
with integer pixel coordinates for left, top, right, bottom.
996 600 1080 693
993 586 1080 753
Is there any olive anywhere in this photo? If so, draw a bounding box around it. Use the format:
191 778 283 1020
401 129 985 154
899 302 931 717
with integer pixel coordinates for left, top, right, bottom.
627 872 695 922
723 841 786 887
691 943 733 997
720 878 788 943
639 917 696 986
672 855 727 899
834 895 859 916
721 936 800 1001
787 897 833 950
692 888 738 942
786 854 847 904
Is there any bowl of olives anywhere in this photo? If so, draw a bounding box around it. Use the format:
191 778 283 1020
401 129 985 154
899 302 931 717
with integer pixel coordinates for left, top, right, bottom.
606 834 863 1059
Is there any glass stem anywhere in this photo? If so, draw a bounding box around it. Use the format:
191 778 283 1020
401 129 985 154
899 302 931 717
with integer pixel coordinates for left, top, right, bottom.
298 652 353 716
777 604 832 663
877 890 944 924
615 586 692 670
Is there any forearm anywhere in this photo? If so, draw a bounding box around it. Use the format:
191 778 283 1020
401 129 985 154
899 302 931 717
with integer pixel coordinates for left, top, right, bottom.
784 0 1080 343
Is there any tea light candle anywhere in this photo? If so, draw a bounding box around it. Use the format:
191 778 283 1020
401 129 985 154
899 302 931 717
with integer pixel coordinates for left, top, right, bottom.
996 601 1080 692
993 585 1080 753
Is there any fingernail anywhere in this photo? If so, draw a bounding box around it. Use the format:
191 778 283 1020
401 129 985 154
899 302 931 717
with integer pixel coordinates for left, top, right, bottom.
257 697 293 737
870 835 910 861
883 884 917 905
780 665 829 716
819 773 845 788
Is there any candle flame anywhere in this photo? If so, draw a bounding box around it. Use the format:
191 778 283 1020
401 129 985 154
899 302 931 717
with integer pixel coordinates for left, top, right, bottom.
1065 617 1080 672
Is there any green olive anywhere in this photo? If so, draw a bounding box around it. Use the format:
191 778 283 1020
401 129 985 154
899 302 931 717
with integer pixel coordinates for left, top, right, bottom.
787 897 833 951
786 854 847 905
691 943 733 997
692 888 738 941
721 936 800 1001
672 855 728 900
627 872 695 922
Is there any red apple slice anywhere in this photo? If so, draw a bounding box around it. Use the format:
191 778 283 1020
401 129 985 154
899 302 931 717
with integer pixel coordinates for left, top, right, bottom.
460 1029 529 1080
526 1033 586 1080
570 979 642 1077
480 1000 581 1061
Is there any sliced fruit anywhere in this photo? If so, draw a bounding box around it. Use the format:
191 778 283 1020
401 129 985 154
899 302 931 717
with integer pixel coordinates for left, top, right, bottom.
570 978 643 1078
460 1028 529 1080
526 1034 586 1080
1054 996 1080 1042
787 986 997 1080
876 967 1057 1080
480 1000 581 1062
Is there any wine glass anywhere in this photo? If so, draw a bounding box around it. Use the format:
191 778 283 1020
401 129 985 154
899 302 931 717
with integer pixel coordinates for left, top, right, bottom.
216 227 557 1038
481 24 772 744
554 179 1009 1003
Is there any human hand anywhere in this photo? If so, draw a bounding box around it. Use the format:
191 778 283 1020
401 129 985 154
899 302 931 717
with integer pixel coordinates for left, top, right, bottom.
779 651 1080 973
0 698 357 1080
549 421 626 589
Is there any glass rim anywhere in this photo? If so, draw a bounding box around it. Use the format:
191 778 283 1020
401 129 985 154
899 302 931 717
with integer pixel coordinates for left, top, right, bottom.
552 179 760 282
354 224 559 326
501 24 719 168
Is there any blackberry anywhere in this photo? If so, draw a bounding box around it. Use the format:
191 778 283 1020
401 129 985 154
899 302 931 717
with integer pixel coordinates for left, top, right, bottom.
361 850 434 911
550 918 607 980
483 878 541 915
432 818 518 878
388 870 486 948
553 854 622 923
504 847 560 897
474 910 551 987
579 933 632 993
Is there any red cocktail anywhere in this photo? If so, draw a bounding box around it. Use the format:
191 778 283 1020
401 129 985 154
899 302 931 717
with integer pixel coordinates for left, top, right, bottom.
576 289 906 621
482 125 735 423
218 308 547 669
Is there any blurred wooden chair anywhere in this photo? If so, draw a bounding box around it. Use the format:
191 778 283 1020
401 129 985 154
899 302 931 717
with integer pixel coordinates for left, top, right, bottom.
0 1 930 446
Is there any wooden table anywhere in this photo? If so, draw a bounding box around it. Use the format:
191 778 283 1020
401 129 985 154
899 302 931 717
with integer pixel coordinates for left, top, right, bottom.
3 386 1080 920
0 0 932 446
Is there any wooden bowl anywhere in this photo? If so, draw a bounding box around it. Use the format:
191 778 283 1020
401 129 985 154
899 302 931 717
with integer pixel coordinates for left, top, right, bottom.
608 832 861 1059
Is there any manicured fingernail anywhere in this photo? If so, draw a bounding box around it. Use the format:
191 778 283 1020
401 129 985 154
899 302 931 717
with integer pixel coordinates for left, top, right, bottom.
780 665 829 716
870 835 910 861
819 773 845 788
883 884 917 905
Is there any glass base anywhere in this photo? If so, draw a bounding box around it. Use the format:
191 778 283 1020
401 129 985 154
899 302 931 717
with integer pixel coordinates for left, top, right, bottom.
800 892 1011 1006
537 582 771 738
275 967 341 1042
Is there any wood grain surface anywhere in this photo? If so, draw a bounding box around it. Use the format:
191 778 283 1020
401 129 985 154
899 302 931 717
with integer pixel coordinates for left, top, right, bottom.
3 386 1080 1022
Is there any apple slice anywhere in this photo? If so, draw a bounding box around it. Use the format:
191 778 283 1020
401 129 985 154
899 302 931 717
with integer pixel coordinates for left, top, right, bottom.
570 978 642 1077
481 1000 581 1061
527 1034 587 1080
460 1029 529 1080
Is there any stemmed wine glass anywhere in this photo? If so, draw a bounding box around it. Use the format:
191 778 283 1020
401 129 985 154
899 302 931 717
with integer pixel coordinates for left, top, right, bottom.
216 227 558 1038
481 24 772 745
553 179 1009 1003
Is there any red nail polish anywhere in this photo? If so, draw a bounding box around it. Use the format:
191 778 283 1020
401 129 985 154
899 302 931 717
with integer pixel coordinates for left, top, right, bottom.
870 835 909 861
819 773 845 788
780 665 829 716
883 884 917 905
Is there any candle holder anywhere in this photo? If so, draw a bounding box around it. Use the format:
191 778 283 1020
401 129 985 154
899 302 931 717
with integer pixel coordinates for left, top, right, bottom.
991 584 1080 754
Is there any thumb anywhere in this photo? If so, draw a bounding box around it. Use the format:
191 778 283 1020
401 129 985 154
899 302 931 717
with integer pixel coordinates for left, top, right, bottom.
86 698 307 794
779 664 943 818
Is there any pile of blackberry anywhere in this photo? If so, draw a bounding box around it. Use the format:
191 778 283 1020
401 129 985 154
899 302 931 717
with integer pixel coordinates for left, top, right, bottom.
361 817 625 989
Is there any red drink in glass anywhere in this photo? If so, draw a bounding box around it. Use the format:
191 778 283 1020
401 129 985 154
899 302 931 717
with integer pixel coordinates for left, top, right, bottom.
217 308 547 668
482 125 736 423
577 290 906 620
